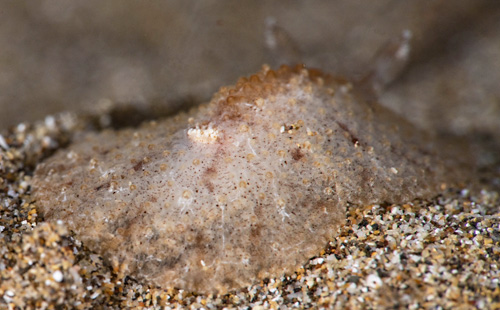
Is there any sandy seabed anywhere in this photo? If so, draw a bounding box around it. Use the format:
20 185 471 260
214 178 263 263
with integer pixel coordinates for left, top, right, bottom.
0 110 499 310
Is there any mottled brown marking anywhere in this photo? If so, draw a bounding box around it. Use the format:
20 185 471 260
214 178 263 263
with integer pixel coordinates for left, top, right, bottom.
133 160 144 172
250 223 262 240
291 148 304 161
194 232 206 249
204 166 217 175
204 181 214 193
95 182 110 191
202 166 217 193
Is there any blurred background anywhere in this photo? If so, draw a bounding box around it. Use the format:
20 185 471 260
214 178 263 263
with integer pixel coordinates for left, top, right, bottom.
0 0 499 139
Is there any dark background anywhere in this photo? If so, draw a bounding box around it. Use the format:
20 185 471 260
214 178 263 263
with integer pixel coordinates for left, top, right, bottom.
1 1 499 140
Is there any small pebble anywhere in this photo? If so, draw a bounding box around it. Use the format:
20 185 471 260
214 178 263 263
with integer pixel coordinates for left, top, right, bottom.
52 270 64 282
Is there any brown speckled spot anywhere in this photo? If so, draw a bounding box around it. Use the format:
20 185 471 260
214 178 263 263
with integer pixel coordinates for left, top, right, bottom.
291 148 304 161
132 159 144 172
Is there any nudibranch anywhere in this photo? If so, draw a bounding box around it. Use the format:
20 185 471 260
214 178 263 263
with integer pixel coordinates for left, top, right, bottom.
32 65 461 293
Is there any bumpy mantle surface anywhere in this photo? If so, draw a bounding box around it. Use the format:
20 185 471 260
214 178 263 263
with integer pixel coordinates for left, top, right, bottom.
32 65 456 293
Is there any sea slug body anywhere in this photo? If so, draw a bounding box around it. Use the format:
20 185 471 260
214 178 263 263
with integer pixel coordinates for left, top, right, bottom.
32 64 459 293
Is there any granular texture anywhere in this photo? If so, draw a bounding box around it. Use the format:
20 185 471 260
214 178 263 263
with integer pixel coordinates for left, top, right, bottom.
31 65 465 293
